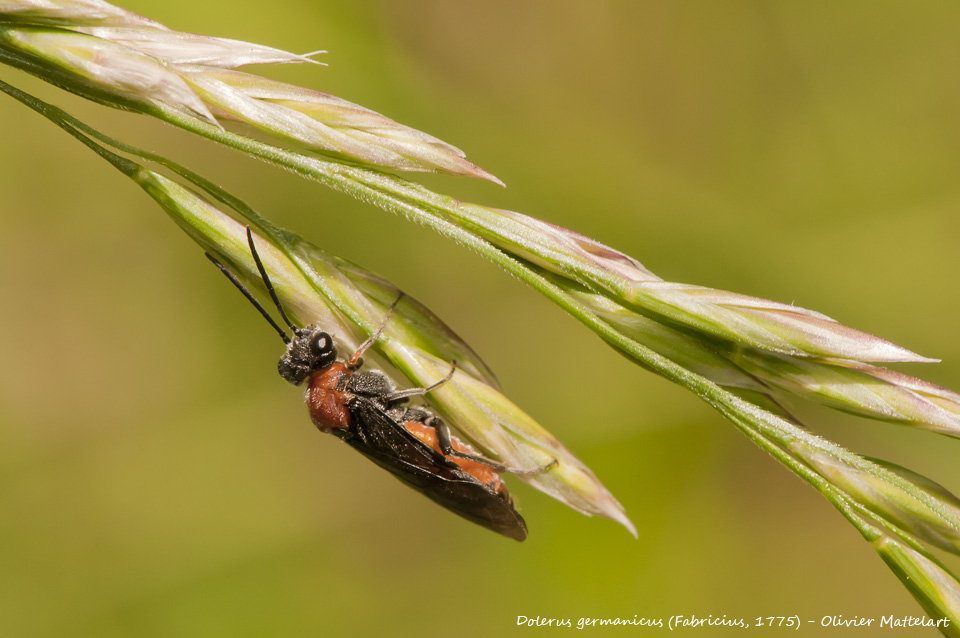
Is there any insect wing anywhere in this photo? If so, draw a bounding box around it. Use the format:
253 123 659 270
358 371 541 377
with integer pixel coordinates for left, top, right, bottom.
300 246 501 389
340 398 528 541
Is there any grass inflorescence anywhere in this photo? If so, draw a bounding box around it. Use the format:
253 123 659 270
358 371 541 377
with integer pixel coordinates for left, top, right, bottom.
2 0 959 628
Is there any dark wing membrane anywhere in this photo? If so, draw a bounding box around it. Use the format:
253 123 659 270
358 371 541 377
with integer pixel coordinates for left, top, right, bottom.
338 398 527 541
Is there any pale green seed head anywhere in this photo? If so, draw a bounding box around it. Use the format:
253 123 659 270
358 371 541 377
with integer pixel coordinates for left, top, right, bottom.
874 535 960 629
793 441 960 554
0 26 217 123
0 0 159 28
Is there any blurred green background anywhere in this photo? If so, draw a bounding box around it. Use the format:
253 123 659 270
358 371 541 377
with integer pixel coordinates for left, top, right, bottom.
2 1 960 636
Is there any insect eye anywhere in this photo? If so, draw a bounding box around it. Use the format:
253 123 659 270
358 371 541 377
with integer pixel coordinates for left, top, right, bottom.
310 332 333 356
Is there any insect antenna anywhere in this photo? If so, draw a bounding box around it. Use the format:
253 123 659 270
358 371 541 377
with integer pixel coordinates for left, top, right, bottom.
205 252 292 345
245 227 303 337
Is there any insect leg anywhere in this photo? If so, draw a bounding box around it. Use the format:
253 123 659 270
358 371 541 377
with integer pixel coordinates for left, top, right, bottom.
347 293 404 370
422 414 558 475
383 361 457 403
